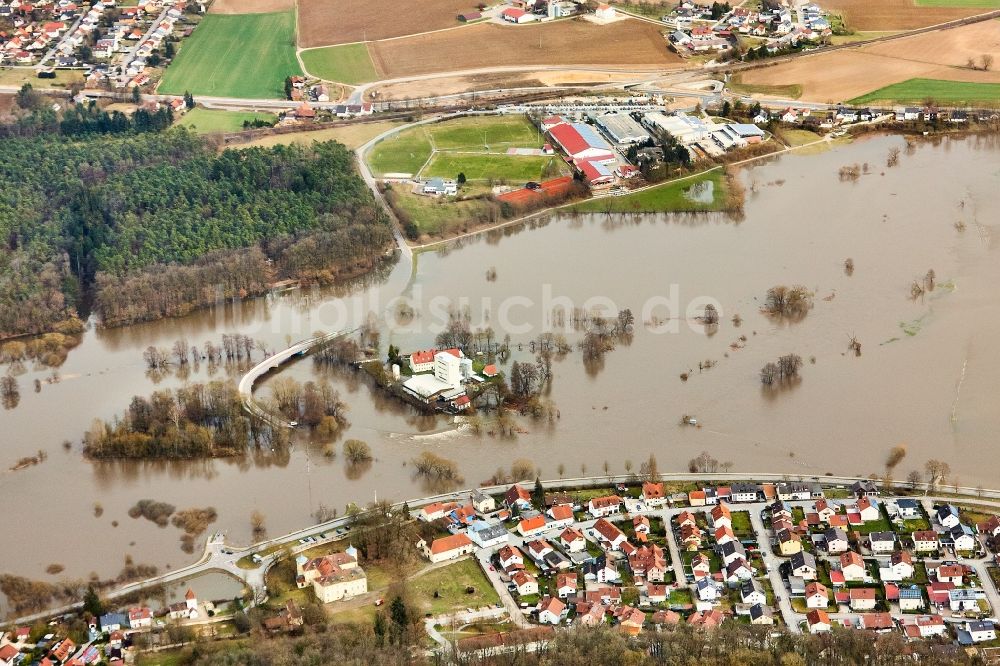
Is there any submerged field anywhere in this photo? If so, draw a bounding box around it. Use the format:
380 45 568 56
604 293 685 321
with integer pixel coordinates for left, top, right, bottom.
572 170 728 214
850 78 1000 104
158 12 300 98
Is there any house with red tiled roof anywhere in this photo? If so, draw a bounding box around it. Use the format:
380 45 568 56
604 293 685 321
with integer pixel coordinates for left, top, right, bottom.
498 545 524 572
555 572 577 599
591 518 628 550
688 490 707 506
642 481 667 507
676 511 697 528
688 609 724 630
511 570 538 596
504 484 532 510
680 523 703 550
839 551 866 582
926 581 955 605
711 503 732 530
419 533 475 563
588 495 622 517
807 609 831 633
537 596 565 624
629 544 667 582
547 504 574 529
850 588 877 611
559 527 586 553
517 515 548 538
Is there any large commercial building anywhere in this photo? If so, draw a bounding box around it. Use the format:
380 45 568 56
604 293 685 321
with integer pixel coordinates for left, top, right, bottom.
642 112 710 145
547 121 617 164
593 112 651 145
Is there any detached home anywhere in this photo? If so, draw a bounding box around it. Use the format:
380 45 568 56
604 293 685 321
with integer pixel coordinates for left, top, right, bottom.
588 495 623 517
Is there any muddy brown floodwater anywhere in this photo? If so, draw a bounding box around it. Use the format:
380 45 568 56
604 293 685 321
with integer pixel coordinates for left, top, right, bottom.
2 133 999 582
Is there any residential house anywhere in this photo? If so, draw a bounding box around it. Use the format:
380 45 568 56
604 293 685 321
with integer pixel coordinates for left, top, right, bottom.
421 178 457 197
749 603 774 625
741 580 766 606
468 522 509 549
714 525 736 547
926 581 956 606
720 540 747 567
912 530 939 553
711 503 732 531
815 499 837 523
584 556 620 584
633 515 651 536
537 596 565 625
498 545 524 572
805 582 829 609
807 609 831 634
525 539 554 565
591 518 628 551
578 602 607 627
880 550 915 581
646 584 668 604
790 552 817 580
850 588 877 611
724 559 754 585
504 484 533 510
824 527 849 554
471 489 496 514
934 564 965 586
616 606 646 636
776 482 811 501
859 612 894 632
948 523 977 552
512 570 538 596
588 495 623 518
729 483 760 503
935 504 960 529
555 572 577 599
949 588 978 612
629 544 668 582
419 533 475 563
641 482 667 507
906 614 946 638
688 490 707 506
0 645 18 666
851 480 880 497
691 553 712 579
840 551 867 582
688 609 725 630
517 515 548 538
680 524 703 550
99 612 128 632
977 515 1000 537
419 501 458 522
892 498 921 519
855 496 881 522
696 577 719 602
559 527 587 553
898 585 925 611
869 531 896 554
128 607 153 629
676 511 697 529
777 529 801 555
965 620 996 643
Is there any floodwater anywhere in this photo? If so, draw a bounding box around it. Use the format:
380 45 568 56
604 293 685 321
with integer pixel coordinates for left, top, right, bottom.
2 133 1000 584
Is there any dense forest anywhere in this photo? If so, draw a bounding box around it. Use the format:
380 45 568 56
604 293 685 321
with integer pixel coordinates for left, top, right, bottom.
0 126 393 338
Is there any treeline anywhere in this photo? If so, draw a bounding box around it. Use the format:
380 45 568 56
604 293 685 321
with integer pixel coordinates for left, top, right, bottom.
83 380 286 459
3 86 174 139
163 619 973 666
0 129 392 337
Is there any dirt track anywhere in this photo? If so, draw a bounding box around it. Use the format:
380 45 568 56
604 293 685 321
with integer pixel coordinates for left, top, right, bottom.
740 20 1000 102
298 0 475 47
369 19 683 79
208 0 292 14
821 0 992 31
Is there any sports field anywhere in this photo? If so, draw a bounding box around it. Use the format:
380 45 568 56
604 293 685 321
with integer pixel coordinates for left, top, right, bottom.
177 108 277 133
158 12 301 99
850 78 1000 104
300 44 379 85
423 153 566 181
366 128 434 176
366 115 561 179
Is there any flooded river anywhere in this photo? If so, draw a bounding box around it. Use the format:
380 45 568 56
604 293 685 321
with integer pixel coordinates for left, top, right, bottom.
2 133 999 582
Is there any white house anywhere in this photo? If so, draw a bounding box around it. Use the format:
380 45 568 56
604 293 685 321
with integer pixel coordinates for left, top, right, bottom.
537 596 565 625
949 588 979 612
849 588 877 611
591 518 628 550
912 530 939 553
468 522 509 549
805 582 828 609
498 545 524 572
696 578 719 602
546 504 575 530
512 570 538 596
419 533 475 563
824 527 849 554
422 177 457 196
559 527 587 553
855 496 881 523
935 504 960 529
807 609 831 634
588 495 623 517
869 531 896 554
966 621 997 643
740 580 766 606
840 552 866 582
898 586 925 611
471 489 496 514
790 552 817 581
949 523 977 552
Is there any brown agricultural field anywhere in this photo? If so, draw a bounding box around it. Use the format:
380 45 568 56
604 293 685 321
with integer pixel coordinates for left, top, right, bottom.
298 0 475 47
369 19 683 79
209 0 293 14
371 69 653 100
739 21 1000 102
821 0 993 31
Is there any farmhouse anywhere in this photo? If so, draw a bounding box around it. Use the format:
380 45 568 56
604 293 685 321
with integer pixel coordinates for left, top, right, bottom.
501 7 533 23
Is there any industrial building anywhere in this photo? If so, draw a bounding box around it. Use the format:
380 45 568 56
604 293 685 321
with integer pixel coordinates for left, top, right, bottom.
593 112 651 145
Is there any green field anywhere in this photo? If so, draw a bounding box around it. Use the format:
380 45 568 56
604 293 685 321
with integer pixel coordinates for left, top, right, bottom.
573 170 728 214
366 127 434 176
386 187 495 235
408 558 499 615
423 153 566 182
177 108 277 133
849 78 1000 105
159 12 301 99
425 115 544 151
300 43 378 85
